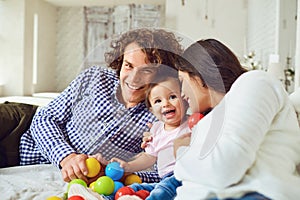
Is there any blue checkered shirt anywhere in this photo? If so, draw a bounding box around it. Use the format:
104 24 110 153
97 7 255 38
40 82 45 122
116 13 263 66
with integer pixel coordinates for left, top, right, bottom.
20 66 159 182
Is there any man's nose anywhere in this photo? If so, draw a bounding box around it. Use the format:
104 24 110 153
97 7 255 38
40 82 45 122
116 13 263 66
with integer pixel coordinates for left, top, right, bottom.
129 70 141 83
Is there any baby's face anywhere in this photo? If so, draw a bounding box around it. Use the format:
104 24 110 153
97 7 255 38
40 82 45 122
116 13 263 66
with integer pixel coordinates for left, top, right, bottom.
149 78 186 130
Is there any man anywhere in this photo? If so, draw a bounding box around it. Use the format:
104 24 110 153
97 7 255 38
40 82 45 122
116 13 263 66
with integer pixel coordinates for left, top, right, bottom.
19 28 183 184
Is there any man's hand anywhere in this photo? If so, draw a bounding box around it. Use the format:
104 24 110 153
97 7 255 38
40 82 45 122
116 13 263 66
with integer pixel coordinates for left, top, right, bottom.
173 132 191 158
90 153 109 166
86 153 108 185
60 153 89 183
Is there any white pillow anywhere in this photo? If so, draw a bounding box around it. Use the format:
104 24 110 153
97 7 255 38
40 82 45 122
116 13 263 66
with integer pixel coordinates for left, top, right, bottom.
289 87 300 124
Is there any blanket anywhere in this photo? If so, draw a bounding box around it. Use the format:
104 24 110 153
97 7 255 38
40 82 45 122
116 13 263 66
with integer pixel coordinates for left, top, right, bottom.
0 164 67 200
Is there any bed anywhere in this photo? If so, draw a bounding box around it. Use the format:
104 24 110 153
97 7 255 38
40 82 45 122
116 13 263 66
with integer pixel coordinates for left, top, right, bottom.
0 93 60 107
0 91 299 200
0 93 66 199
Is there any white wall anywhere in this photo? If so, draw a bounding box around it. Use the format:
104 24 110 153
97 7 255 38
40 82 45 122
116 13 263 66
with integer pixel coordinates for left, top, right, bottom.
165 0 247 58
33 0 57 93
0 0 26 96
0 0 56 96
55 7 84 92
295 0 300 89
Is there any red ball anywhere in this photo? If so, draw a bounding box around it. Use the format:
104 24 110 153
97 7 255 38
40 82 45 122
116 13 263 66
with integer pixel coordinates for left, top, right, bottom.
188 113 204 129
135 190 150 200
115 186 135 200
67 195 84 200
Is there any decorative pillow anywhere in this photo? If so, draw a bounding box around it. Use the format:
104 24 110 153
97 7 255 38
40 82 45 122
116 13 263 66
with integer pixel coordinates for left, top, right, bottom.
0 102 37 167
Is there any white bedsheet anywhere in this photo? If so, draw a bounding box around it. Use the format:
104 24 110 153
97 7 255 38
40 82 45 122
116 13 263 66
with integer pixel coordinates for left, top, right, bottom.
0 164 67 200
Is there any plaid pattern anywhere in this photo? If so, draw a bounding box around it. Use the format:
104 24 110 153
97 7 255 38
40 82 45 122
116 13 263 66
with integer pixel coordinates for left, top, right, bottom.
20 66 160 182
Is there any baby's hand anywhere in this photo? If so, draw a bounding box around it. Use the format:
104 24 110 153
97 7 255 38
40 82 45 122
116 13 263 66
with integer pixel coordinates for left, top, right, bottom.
141 122 153 149
110 158 131 172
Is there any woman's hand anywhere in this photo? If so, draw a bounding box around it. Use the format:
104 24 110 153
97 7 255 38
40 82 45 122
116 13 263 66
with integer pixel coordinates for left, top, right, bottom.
60 153 89 183
173 132 191 158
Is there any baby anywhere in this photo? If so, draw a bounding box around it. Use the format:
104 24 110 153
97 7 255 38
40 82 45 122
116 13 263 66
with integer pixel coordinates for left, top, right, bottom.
111 65 190 199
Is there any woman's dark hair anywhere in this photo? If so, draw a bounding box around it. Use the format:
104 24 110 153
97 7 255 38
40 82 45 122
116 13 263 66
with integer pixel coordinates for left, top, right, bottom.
105 28 184 77
145 64 180 109
178 39 247 93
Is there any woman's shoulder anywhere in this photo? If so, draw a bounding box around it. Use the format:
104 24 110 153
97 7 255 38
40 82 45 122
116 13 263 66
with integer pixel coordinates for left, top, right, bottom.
227 70 288 109
232 70 284 93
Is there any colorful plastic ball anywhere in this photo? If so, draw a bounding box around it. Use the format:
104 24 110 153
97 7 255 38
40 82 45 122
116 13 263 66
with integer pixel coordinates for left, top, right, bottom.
86 157 101 178
67 179 87 192
94 176 115 196
89 181 96 191
67 195 84 200
135 190 150 200
188 112 204 129
113 181 124 194
124 174 142 186
115 186 135 200
46 196 62 200
105 161 124 181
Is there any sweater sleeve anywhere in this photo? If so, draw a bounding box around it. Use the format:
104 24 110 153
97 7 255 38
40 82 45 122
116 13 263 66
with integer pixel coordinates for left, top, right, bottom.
175 71 286 188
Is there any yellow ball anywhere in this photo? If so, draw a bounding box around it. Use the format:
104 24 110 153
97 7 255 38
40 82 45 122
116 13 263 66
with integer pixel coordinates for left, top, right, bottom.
124 174 142 185
86 157 101 178
46 196 62 200
89 181 96 191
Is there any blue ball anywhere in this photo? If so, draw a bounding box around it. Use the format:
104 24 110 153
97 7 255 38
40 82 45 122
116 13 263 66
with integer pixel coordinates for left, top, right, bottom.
105 162 124 181
113 181 124 194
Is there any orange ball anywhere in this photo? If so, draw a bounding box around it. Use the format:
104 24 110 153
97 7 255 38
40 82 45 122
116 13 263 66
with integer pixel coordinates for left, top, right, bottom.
124 174 142 186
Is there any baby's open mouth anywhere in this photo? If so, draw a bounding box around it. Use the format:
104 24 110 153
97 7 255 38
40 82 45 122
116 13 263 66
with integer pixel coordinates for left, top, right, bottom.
162 109 175 116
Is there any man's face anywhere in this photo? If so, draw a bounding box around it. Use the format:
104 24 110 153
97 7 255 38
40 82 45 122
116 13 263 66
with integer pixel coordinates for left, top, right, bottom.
119 42 158 108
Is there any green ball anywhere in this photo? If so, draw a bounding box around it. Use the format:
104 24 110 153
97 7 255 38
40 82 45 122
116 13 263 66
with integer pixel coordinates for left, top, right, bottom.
94 176 115 196
67 179 87 192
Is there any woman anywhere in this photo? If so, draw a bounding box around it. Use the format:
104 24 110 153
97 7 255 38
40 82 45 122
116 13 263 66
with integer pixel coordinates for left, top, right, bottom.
173 39 300 199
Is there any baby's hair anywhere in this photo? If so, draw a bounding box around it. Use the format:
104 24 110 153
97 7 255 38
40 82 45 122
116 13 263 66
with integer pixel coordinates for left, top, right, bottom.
145 64 180 109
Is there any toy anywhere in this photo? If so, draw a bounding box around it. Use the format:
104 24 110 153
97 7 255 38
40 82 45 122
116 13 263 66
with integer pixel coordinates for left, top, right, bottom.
113 181 124 194
135 190 150 199
94 176 115 196
115 186 135 200
89 181 96 191
124 174 142 185
68 179 87 192
67 195 84 200
105 161 124 181
46 196 62 200
86 157 101 178
188 112 204 129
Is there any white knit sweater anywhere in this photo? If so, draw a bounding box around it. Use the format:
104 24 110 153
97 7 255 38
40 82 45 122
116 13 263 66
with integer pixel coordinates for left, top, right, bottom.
174 70 300 200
